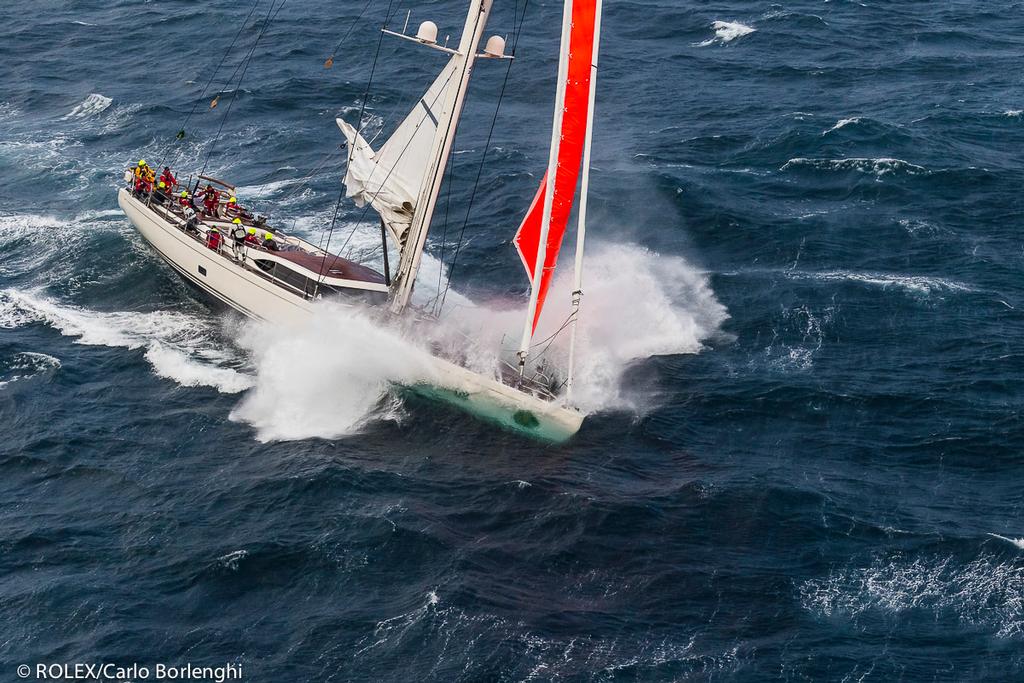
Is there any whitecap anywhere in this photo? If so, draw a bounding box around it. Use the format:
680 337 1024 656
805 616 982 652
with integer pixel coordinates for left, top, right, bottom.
0 289 251 394
0 352 62 389
822 117 861 134
217 549 249 571
989 533 1024 550
696 21 756 47
781 157 928 177
785 269 973 294
61 93 113 120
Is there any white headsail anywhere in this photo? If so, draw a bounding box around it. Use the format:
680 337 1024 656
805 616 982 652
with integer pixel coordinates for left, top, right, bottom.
336 57 459 252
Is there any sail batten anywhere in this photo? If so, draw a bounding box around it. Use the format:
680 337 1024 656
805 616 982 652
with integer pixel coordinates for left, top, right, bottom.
514 0 598 336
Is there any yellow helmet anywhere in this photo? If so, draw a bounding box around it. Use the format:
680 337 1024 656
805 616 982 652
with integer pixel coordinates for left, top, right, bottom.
247 227 256 235
233 218 242 224
158 181 166 188
228 196 237 203
138 159 146 167
180 190 188 197
264 232 274 240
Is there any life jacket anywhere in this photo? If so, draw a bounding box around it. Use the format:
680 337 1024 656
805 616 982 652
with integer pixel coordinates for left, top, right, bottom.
232 226 247 242
206 230 221 250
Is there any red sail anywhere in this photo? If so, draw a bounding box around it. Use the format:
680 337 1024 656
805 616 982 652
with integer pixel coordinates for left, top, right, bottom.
514 0 597 333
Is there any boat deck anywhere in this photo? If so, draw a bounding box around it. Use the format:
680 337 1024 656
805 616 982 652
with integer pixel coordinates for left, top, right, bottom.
130 189 387 300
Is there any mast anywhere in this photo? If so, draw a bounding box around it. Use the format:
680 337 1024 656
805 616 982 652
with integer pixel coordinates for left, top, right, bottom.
517 0 575 372
565 0 602 404
389 0 494 314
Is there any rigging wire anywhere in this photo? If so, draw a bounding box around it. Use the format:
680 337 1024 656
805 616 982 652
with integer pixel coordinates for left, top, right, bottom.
200 0 289 177
158 0 264 168
324 0 376 68
436 0 531 317
319 0 396 286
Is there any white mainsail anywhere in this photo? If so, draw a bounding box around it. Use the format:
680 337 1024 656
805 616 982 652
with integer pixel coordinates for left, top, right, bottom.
336 57 459 251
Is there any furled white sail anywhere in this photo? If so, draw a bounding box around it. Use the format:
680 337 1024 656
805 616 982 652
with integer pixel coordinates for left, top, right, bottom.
336 58 458 251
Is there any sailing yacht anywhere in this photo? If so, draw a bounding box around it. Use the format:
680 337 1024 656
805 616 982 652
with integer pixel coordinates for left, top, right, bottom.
117 0 603 441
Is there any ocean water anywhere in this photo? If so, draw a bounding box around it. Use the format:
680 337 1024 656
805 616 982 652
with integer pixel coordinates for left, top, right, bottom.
1 0 1023 680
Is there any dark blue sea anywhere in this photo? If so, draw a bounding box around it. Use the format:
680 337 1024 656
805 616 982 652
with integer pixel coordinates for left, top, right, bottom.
2 0 1024 680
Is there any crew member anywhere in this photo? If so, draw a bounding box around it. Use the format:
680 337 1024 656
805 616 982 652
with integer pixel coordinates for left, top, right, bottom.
159 166 177 192
263 231 278 251
224 196 245 220
178 190 192 210
206 227 222 251
153 181 170 205
182 204 199 233
231 217 247 247
244 227 259 245
133 160 154 195
201 184 220 218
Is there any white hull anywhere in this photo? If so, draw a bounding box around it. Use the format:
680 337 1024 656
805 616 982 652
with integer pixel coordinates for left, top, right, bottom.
118 189 584 441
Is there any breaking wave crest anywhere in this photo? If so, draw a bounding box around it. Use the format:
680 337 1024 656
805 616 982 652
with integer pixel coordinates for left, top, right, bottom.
0 289 251 393
696 21 756 46
0 352 61 390
62 93 112 120
786 269 974 294
781 157 928 177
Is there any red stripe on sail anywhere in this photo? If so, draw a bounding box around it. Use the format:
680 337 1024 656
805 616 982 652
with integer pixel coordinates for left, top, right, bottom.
514 0 597 333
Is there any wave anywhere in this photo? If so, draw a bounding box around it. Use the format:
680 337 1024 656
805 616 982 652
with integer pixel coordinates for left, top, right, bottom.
350 589 743 678
781 157 928 177
786 269 974 294
0 210 130 281
61 93 112 120
0 352 61 390
800 551 1024 639
695 21 756 47
822 117 862 134
989 533 1024 551
0 289 252 394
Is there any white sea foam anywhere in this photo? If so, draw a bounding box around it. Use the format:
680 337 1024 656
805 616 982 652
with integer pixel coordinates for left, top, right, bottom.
757 303 833 372
431 242 728 414
989 533 1024 550
227 242 725 441
229 303 437 442
1004 110 1023 118
0 210 132 281
786 269 973 294
0 352 62 390
823 117 861 134
0 289 251 394
781 157 928 177
801 552 1024 639
696 21 756 46
62 93 113 120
